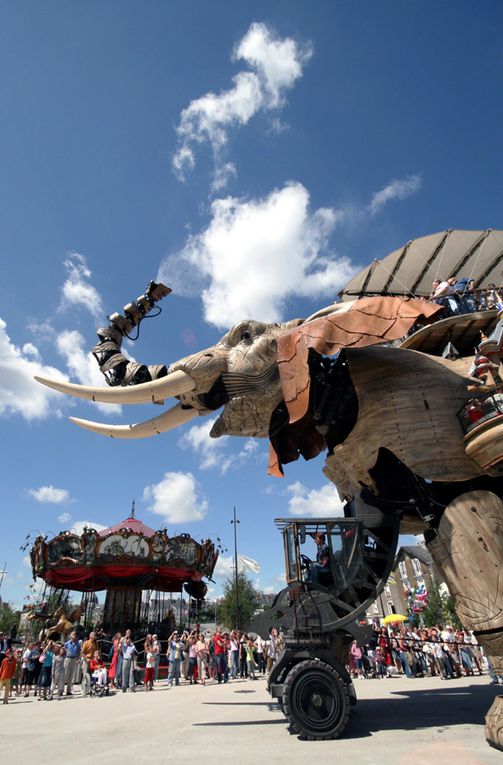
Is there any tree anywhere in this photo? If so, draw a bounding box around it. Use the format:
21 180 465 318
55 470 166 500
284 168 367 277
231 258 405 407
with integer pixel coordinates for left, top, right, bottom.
421 581 462 629
0 602 20 635
443 594 462 630
421 582 445 627
196 600 219 624
218 572 259 631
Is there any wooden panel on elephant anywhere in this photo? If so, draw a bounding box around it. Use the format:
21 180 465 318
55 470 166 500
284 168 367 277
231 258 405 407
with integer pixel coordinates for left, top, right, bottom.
427 491 503 633
485 695 503 752
465 419 503 470
278 296 442 424
323 346 482 498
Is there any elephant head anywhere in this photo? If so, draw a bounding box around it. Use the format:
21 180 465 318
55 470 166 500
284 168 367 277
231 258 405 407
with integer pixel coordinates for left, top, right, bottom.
35 283 441 465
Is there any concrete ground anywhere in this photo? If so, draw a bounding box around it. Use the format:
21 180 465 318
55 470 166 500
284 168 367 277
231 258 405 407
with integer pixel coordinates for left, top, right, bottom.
0 673 501 765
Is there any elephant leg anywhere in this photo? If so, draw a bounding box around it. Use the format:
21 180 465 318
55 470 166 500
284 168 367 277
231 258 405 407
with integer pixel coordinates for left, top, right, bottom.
426 490 503 751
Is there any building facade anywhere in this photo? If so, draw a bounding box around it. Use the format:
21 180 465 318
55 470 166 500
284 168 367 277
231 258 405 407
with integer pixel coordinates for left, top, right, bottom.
366 544 436 622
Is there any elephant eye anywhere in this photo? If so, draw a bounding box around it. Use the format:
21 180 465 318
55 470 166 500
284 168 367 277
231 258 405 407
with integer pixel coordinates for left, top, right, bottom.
240 330 252 342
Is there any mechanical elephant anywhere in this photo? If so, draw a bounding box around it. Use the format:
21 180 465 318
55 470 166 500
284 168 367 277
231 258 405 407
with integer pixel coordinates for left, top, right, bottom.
36 282 503 748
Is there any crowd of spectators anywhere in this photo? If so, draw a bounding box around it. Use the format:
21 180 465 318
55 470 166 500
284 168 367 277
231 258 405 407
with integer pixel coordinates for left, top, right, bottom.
1 620 500 705
0 624 283 703
349 623 502 684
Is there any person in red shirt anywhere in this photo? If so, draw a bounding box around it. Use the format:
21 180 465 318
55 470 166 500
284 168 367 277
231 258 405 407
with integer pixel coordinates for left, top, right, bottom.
90 650 108 687
0 650 18 704
212 629 228 683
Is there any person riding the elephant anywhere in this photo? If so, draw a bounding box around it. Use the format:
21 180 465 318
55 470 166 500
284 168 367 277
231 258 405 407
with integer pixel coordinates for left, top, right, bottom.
307 533 330 584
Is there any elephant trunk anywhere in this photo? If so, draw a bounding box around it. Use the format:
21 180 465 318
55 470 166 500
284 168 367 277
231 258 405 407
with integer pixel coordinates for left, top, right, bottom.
35 281 198 404
92 280 171 387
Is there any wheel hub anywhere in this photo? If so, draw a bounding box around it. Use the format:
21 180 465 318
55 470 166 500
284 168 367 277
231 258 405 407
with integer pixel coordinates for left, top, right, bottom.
311 693 323 708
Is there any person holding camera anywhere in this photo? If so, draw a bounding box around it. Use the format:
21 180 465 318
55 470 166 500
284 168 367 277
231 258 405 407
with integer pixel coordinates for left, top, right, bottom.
121 636 138 692
167 631 183 687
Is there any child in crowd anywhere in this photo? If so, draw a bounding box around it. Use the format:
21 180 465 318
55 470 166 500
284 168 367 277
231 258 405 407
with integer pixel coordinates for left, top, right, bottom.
144 647 156 691
245 638 257 680
0 650 18 705
52 645 66 699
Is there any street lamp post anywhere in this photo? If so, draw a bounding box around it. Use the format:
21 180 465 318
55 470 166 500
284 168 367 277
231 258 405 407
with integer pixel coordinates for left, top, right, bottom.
0 563 6 591
0 563 6 614
231 507 240 630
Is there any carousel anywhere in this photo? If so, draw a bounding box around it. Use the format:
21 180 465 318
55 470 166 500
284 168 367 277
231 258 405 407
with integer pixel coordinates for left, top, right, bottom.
28 504 218 638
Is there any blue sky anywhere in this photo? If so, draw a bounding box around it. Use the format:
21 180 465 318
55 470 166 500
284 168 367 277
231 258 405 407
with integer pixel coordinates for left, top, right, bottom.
1 1 503 608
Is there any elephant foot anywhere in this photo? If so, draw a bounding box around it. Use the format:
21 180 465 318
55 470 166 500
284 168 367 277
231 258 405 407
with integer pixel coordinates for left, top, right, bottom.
485 695 503 751
426 490 503 750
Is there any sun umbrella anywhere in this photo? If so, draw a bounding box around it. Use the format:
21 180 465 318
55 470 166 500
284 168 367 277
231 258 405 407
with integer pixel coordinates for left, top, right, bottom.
382 614 408 625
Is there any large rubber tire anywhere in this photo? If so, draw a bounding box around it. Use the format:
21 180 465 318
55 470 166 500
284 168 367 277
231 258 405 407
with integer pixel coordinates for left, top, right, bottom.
282 659 350 740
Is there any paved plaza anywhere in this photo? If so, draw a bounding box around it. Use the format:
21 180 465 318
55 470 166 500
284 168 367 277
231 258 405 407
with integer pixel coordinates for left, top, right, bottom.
0 673 501 765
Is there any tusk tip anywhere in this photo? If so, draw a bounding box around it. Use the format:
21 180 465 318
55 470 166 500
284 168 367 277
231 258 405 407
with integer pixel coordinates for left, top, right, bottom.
34 375 54 388
68 416 114 437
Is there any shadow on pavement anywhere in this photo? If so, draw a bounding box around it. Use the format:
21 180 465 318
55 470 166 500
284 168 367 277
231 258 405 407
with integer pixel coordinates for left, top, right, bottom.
193 719 286 727
202 701 279 707
344 683 500 739
194 683 499 737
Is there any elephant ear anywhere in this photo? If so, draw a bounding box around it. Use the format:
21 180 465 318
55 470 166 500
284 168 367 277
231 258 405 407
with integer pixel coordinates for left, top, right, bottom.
267 296 441 477
277 296 442 425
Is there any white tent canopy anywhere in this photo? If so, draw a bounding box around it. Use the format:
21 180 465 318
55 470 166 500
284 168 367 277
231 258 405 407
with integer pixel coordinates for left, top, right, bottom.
339 229 503 300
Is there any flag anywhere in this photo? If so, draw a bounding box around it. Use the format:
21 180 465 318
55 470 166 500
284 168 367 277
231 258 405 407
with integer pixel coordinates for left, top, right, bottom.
238 554 260 573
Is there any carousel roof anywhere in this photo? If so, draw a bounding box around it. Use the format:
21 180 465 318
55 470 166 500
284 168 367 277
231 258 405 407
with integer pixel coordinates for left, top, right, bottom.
30 513 218 593
98 515 155 538
339 229 503 300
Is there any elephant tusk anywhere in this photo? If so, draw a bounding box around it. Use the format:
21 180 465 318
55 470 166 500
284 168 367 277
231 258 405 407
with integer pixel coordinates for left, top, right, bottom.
34 369 196 404
68 402 203 439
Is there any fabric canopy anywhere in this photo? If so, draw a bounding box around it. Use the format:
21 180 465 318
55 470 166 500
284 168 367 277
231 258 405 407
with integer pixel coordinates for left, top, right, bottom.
340 229 503 300
43 564 201 592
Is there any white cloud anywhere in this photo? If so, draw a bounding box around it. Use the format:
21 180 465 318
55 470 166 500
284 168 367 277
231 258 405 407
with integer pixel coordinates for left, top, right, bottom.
179 418 259 473
25 319 57 345
0 253 122 423
22 556 31 568
0 318 68 421
58 512 72 524
368 173 422 216
268 117 289 135
287 481 346 518
143 471 208 524
60 253 103 318
179 418 229 470
71 520 107 535
158 182 353 328
173 22 312 186
211 162 237 194
213 555 234 579
28 485 71 504
56 329 123 415
22 343 40 359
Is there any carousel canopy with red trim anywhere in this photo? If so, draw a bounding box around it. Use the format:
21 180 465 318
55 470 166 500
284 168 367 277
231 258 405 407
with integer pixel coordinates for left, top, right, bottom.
30 514 218 593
